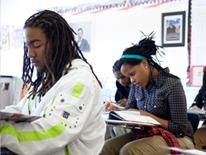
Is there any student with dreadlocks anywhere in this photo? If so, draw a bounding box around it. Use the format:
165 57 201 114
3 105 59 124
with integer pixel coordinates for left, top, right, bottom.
0 10 106 155
101 33 194 155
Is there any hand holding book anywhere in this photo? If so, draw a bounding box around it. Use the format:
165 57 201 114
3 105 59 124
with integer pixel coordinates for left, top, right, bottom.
104 101 125 112
0 111 40 122
187 106 206 115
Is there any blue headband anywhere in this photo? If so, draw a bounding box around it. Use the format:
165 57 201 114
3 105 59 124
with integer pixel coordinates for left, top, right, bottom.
121 54 146 60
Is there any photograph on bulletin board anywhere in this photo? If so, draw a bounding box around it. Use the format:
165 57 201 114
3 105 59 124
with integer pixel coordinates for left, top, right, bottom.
70 21 91 53
190 66 205 87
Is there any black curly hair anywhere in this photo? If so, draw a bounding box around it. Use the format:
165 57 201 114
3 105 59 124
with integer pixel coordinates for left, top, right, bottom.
119 32 178 79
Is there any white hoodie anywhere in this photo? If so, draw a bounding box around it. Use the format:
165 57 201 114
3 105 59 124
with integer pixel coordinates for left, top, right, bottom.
0 59 106 155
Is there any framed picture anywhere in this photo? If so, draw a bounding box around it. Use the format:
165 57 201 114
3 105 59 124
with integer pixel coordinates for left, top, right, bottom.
161 11 186 47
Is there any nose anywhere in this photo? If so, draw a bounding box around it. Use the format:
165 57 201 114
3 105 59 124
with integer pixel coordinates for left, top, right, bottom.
130 77 135 84
27 47 35 58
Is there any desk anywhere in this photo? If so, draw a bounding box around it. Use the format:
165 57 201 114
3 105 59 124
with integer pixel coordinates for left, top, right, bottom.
187 111 206 131
105 119 157 129
103 112 154 138
187 110 206 121
106 119 143 130
105 118 145 139
103 111 160 127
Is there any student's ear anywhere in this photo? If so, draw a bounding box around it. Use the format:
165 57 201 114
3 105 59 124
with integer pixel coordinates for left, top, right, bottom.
141 60 149 69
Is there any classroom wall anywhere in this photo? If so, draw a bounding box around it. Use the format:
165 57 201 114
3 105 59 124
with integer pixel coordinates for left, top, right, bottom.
0 0 200 105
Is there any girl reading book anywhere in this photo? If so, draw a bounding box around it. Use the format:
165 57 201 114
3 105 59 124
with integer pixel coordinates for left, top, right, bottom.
101 33 194 155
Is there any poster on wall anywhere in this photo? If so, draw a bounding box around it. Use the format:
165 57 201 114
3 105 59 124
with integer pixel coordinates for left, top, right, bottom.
11 27 24 49
70 21 91 53
0 26 24 50
190 66 205 87
0 26 10 50
161 11 186 47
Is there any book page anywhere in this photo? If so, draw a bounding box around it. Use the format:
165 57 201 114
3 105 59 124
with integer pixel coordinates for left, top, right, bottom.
113 111 160 125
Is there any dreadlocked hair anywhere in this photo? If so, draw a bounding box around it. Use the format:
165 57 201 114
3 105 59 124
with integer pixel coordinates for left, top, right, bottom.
22 10 102 99
120 32 179 79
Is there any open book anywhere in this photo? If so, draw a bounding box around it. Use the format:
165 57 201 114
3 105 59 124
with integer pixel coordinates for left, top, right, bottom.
0 111 41 122
106 111 160 126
